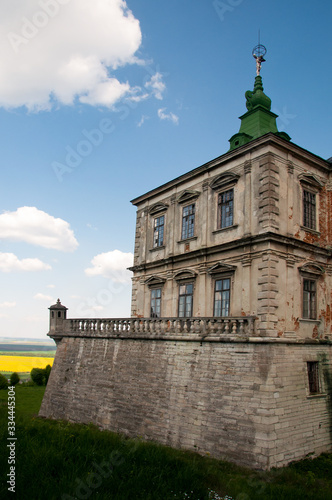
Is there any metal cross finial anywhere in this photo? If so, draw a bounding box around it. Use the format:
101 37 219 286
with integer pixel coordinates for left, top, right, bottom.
252 43 267 76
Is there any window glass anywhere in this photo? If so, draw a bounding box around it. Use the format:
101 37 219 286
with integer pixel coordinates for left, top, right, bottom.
218 189 233 229
303 190 316 230
153 215 164 247
181 204 195 239
307 361 320 394
214 278 230 317
150 288 161 318
303 279 316 319
178 283 193 317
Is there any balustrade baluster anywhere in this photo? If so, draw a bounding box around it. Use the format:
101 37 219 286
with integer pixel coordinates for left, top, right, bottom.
224 319 229 334
232 320 237 334
239 319 244 335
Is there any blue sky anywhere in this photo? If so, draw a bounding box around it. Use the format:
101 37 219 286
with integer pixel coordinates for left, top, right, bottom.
0 0 331 339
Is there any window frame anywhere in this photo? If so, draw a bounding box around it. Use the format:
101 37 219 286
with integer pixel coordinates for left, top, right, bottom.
217 188 234 230
303 188 317 231
153 214 165 248
181 203 196 240
178 282 194 318
302 278 317 320
307 361 320 394
213 276 231 317
150 287 162 318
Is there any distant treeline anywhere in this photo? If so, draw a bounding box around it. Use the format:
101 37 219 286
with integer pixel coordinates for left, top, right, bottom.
0 344 56 352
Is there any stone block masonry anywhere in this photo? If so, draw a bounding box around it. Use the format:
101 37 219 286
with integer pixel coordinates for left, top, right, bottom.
39 330 332 470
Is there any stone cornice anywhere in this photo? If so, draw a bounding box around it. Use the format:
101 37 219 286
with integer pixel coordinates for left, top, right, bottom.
129 231 332 273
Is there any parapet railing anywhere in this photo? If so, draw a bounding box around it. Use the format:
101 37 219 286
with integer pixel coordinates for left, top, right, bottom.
60 316 256 337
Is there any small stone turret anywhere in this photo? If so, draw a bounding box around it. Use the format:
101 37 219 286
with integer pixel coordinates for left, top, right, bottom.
49 299 68 343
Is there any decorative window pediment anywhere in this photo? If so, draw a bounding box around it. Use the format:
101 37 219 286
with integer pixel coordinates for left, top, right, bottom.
210 172 240 191
145 276 166 287
208 262 237 275
174 269 197 282
177 190 200 204
299 263 325 277
299 173 325 190
149 202 169 216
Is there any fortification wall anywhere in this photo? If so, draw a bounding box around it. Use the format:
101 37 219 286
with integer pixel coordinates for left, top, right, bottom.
39 335 332 469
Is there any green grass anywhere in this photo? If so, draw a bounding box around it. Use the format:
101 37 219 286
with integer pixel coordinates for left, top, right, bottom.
0 387 332 500
1 372 32 381
0 350 56 357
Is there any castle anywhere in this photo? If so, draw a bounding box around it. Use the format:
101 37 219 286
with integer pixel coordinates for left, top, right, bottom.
39 48 332 469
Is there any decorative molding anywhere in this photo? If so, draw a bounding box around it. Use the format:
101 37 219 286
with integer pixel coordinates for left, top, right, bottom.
148 202 169 216
208 262 237 275
244 160 252 174
177 190 201 204
210 172 240 191
287 161 294 175
298 173 325 189
144 276 167 287
174 269 197 281
241 255 252 267
202 180 209 191
298 263 325 277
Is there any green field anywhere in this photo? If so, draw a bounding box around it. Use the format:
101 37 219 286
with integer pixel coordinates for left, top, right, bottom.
0 338 56 382
0 350 56 357
0 387 332 499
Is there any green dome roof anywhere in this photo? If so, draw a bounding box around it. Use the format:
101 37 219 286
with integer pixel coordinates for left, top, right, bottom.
245 76 271 111
228 72 291 151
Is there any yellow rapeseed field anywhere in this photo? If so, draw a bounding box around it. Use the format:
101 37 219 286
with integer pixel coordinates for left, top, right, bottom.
0 356 54 373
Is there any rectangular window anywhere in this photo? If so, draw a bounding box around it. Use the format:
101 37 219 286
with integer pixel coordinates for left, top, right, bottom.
153 215 164 248
303 279 316 319
178 283 193 318
303 190 316 230
307 361 320 394
214 278 230 317
218 189 233 229
150 288 161 318
181 204 195 240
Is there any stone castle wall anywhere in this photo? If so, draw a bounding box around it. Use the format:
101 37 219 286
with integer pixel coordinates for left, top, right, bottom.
39 333 332 469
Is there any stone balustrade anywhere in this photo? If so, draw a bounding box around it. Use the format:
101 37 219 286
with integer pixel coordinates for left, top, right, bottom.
55 316 256 340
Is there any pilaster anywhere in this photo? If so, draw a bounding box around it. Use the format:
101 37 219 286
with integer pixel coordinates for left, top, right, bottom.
258 154 280 231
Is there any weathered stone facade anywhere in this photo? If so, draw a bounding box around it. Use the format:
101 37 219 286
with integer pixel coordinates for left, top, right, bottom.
130 134 332 341
40 72 332 469
40 329 332 469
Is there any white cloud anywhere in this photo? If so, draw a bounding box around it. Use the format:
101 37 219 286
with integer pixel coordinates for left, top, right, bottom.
0 0 142 110
158 108 179 125
145 72 166 100
137 115 149 127
0 301 16 308
34 293 54 301
47 284 56 289
0 253 51 272
85 249 133 282
0 207 78 252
